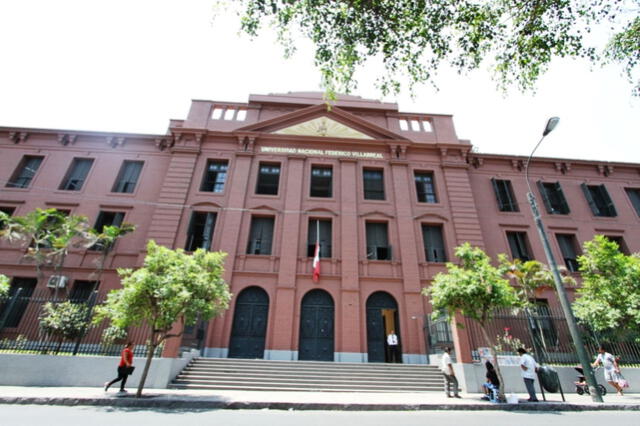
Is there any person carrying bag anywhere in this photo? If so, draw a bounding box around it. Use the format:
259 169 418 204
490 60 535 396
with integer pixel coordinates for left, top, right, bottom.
104 341 135 393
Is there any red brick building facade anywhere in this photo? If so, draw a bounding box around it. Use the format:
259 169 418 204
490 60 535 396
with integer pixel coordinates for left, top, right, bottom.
2 92 639 364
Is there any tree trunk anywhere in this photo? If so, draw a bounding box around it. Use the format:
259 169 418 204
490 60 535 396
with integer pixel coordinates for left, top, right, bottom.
479 324 506 401
136 330 157 398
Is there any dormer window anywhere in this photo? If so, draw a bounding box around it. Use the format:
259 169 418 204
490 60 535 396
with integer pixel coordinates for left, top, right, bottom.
399 117 432 132
211 106 247 121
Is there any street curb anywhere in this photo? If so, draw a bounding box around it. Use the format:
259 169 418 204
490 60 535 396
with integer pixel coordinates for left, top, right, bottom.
1 397 640 411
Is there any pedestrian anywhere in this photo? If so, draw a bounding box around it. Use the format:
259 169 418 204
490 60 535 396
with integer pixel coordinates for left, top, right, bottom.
104 341 134 393
387 330 400 363
440 347 461 398
517 347 539 402
482 360 500 401
592 345 625 396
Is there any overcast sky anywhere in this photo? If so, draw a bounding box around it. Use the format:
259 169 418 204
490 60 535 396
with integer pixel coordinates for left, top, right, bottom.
1 0 638 163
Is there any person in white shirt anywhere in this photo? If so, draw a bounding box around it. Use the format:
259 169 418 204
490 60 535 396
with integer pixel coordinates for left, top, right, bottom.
440 347 460 398
517 348 539 402
386 330 400 363
592 345 624 395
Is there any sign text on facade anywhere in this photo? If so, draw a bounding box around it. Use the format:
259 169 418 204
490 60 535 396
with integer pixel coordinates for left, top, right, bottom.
261 146 383 159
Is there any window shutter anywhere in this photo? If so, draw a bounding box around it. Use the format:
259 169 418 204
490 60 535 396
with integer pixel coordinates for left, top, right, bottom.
537 181 553 213
599 184 617 217
491 178 505 211
581 183 599 215
555 182 570 214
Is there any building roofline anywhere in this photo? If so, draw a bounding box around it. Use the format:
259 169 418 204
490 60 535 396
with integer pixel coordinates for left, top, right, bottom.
472 151 640 168
0 125 166 140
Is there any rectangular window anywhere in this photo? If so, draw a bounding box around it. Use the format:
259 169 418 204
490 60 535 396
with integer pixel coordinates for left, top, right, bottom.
604 235 629 255
581 183 617 217
69 280 98 303
506 231 532 261
112 161 143 193
185 212 217 251
247 217 275 255
366 222 391 260
556 234 580 272
422 224 447 262
6 156 43 188
0 277 37 327
90 211 125 251
307 219 332 258
200 160 228 192
59 158 94 191
625 188 640 217
310 166 333 198
491 178 519 212
537 181 570 214
363 169 385 200
255 163 280 195
415 172 437 203
0 206 16 229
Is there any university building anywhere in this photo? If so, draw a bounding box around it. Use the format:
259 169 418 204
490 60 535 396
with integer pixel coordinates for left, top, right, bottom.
1 92 639 364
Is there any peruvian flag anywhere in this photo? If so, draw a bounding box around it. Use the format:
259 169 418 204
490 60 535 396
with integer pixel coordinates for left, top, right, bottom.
312 240 321 282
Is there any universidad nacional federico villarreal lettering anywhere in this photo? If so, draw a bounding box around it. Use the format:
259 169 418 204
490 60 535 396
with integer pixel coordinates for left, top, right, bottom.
260 146 384 159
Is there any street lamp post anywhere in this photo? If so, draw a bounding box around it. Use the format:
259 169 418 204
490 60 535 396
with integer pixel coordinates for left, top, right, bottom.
524 117 603 403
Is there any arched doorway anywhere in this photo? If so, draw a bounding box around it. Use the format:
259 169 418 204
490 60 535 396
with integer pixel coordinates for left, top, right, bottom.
298 289 335 361
228 286 269 359
366 291 400 363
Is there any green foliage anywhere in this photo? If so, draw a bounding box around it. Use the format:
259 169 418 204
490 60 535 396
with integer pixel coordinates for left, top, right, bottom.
100 325 129 346
573 235 640 333
39 301 90 342
231 0 639 96
89 222 136 253
0 208 94 278
94 240 231 397
0 274 9 298
95 240 231 335
494 327 532 354
426 243 520 327
499 255 575 304
606 16 640 96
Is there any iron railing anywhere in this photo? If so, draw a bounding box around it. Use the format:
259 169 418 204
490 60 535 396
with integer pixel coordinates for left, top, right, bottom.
465 306 640 365
0 288 161 357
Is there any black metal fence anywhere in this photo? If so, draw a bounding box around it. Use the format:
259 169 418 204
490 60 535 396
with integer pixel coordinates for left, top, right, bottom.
0 287 161 358
465 306 640 366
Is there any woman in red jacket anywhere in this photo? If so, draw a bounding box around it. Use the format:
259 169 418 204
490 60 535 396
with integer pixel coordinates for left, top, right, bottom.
104 342 134 393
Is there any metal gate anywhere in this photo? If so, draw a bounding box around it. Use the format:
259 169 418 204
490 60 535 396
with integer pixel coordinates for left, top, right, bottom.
228 286 269 359
298 289 334 361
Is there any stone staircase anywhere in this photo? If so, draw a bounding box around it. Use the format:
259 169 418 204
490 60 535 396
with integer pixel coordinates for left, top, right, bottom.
170 358 444 392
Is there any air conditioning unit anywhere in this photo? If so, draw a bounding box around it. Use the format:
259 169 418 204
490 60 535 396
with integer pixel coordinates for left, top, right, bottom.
46 275 68 289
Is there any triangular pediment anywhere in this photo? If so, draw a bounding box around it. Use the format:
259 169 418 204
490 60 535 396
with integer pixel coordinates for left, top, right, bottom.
236 104 407 141
274 116 373 139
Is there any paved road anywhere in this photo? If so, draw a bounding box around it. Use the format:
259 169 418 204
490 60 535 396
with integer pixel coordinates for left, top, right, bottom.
2 405 640 426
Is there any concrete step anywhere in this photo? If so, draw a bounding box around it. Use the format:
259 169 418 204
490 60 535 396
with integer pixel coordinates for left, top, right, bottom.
182 366 442 378
177 371 443 382
174 374 443 386
170 383 443 392
170 357 444 393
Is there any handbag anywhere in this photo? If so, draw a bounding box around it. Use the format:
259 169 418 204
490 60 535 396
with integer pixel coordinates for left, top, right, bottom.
125 366 135 375
617 376 630 389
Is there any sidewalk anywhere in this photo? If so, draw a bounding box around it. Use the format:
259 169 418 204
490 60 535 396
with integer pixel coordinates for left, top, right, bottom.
1 386 639 411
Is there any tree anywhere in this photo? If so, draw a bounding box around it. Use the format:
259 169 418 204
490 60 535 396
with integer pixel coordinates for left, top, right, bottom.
499 256 575 361
573 235 640 338
0 274 9 298
425 243 520 399
38 301 90 354
88 222 137 286
0 208 95 297
231 0 640 96
93 240 231 397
